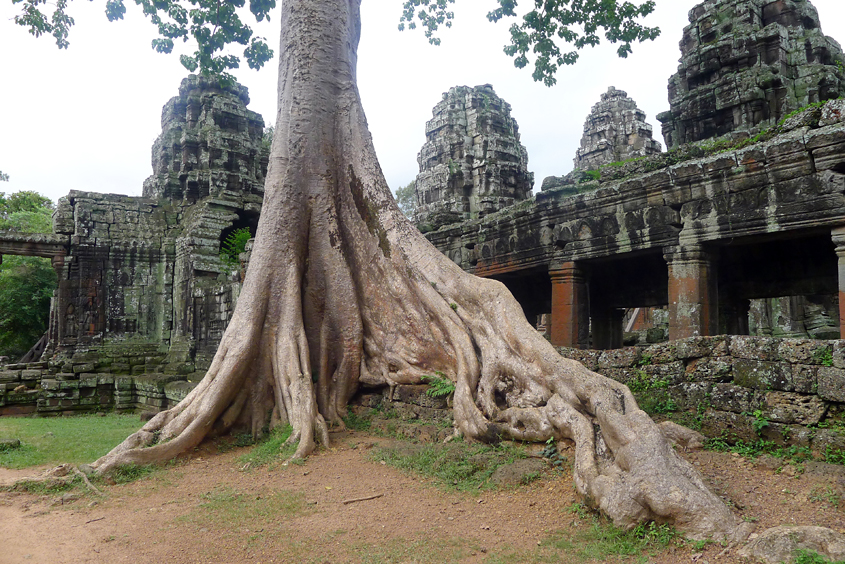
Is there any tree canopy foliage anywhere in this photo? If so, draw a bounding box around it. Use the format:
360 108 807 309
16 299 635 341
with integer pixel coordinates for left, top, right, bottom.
11 0 658 84
400 0 659 86
0 192 57 359
394 180 417 218
0 171 9 182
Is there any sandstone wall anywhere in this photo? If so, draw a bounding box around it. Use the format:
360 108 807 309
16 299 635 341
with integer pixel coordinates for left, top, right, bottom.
560 335 845 451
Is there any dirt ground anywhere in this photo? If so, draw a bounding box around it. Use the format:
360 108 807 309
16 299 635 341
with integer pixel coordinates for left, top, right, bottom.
2 430 845 564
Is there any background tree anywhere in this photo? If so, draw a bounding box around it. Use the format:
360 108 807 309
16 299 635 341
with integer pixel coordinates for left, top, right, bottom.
0 171 9 182
0 192 57 359
394 180 417 218
10 0 739 541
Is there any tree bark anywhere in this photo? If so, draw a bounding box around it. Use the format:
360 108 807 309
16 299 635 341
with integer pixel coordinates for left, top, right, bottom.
92 0 739 540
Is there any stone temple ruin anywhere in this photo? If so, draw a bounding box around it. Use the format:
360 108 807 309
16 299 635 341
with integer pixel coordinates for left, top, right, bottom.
658 0 845 148
4 0 845 454
414 85 533 230
0 74 267 415
573 86 662 171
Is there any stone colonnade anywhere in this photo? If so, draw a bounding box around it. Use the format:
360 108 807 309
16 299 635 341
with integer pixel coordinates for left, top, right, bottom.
551 226 845 349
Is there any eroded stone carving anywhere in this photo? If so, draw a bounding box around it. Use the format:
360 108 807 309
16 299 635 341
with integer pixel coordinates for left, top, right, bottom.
573 86 662 171
414 85 533 230
658 0 845 150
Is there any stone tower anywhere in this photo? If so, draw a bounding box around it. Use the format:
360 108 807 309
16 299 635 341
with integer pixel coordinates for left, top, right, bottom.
414 85 533 230
573 86 662 170
658 0 845 150
142 74 268 203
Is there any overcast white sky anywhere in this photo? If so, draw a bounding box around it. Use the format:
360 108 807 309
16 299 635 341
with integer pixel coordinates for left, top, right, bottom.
2 0 845 204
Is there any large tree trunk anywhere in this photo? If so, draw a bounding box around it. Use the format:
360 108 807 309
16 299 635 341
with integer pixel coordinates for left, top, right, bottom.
92 0 738 540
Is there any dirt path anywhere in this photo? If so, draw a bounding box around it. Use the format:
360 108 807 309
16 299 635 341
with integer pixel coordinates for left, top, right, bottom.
2 431 845 563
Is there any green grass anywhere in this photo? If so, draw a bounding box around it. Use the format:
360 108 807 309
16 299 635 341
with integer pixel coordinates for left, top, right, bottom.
236 424 297 469
371 437 529 493
795 548 845 564
0 413 142 469
180 485 309 528
484 515 682 563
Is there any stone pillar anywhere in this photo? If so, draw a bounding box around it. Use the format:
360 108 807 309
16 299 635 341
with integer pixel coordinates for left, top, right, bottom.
592 308 625 350
831 227 845 338
549 262 589 348
664 246 718 340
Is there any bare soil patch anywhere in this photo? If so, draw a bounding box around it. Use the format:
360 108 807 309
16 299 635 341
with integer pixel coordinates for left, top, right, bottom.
2 430 845 563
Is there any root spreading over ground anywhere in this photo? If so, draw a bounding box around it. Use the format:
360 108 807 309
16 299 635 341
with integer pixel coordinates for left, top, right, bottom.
90 0 739 541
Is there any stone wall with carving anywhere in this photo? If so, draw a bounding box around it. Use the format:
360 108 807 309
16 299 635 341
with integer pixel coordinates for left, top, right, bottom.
658 0 845 149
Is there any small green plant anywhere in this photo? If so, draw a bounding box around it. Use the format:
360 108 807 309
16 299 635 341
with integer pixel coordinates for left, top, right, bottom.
540 437 568 470
749 409 770 435
421 372 455 398
809 485 841 508
449 302 458 311
814 346 834 367
342 410 372 431
219 227 252 270
795 548 845 564
824 445 845 465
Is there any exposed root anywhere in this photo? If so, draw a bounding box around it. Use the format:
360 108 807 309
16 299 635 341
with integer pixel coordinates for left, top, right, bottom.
89 0 740 542
2 464 102 496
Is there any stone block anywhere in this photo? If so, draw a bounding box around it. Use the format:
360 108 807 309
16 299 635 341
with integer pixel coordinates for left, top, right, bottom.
72 363 96 374
389 384 449 409
733 359 791 392
686 356 732 382
667 382 712 410
78 373 98 387
763 392 826 425
832 341 845 369
0 370 21 383
791 364 818 394
97 373 115 385
708 383 763 414
812 429 845 453
598 347 639 369
114 377 134 391
164 381 196 404
819 99 845 127
601 368 639 385
56 372 78 381
729 336 779 361
20 369 42 381
818 367 845 402
777 339 829 365
555 347 600 371
699 410 759 444
41 379 60 391
643 361 685 385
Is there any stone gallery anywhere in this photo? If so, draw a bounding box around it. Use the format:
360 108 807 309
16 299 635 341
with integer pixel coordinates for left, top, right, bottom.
3 0 845 451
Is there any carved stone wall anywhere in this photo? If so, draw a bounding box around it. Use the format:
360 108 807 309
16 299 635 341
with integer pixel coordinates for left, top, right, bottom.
414 85 533 230
45 75 267 376
573 87 662 170
658 0 845 150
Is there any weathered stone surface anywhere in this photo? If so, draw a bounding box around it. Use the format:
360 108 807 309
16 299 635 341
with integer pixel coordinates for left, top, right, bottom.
763 391 826 425
573 87 661 171
659 0 845 150
729 336 780 361
598 347 640 369
414 85 533 230
709 383 763 414
818 366 845 402
685 356 732 382
733 359 791 391
738 526 845 564
390 384 449 409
